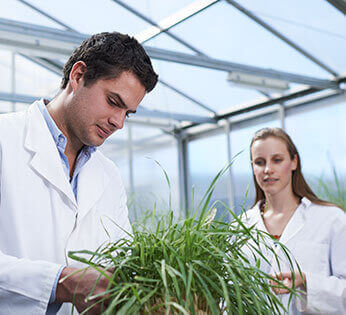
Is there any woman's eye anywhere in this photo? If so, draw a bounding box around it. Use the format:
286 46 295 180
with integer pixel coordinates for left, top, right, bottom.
274 159 282 163
255 160 264 166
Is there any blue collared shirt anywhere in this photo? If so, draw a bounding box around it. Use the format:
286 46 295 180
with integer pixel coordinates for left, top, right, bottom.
37 99 96 309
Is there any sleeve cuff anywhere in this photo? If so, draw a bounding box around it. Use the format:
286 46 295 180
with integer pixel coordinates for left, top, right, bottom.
49 266 65 304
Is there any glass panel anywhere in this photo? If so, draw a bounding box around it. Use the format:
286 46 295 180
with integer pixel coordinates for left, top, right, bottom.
1 0 65 28
286 97 346 197
140 74 211 116
172 1 329 78
150 60 262 114
243 0 346 73
27 0 150 35
100 125 130 189
0 50 12 93
128 125 163 141
0 101 13 113
131 134 179 221
230 112 281 213
0 101 31 113
188 132 231 221
15 54 60 97
106 123 129 142
102 126 179 222
14 102 30 112
125 0 197 22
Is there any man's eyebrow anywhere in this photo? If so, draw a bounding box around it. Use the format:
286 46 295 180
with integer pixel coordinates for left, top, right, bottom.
109 92 136 113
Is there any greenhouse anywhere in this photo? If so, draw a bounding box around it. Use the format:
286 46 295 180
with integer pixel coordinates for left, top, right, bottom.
0 0 345 314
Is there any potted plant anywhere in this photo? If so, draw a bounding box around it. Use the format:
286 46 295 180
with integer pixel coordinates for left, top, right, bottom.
69 166 297 314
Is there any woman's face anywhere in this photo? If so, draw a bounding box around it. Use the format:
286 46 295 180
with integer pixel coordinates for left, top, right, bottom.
251 136 297 198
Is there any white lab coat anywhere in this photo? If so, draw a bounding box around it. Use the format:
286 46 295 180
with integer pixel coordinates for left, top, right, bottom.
0 101 132 314
241 197 346 314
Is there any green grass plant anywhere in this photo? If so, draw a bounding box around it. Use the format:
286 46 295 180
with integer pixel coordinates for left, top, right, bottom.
69 165 298 314
317 167 346 210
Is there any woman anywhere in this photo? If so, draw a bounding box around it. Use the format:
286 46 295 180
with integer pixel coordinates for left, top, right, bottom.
242 127 345 314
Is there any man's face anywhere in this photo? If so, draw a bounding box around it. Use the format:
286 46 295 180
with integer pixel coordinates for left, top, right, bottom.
66 70 146 148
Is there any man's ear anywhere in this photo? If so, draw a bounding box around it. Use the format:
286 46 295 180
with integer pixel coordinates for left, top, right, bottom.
69 61 87 91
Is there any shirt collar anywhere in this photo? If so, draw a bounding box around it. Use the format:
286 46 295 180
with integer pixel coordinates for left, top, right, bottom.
37 99 96 154
37 99 65 148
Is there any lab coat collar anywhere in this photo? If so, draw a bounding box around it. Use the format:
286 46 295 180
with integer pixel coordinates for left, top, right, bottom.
76 152 110 221
279 200 307 245
24 100 78 208
252 198 310 245
24 100 110 214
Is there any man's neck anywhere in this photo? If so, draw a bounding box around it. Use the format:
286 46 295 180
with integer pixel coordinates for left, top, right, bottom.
46 91 83 178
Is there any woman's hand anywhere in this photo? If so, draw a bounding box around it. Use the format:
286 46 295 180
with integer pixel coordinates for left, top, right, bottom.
270 271 306 295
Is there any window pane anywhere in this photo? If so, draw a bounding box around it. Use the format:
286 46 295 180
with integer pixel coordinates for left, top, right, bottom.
188 132 231 220
15 54 60 97
0 50 12 93
286 97 346 198
243 0 346 73
0 101 13 113
172 1 328 78
101 126 179 222
131 135 179 221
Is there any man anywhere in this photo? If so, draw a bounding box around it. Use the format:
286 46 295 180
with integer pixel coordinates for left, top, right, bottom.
0 32 158 314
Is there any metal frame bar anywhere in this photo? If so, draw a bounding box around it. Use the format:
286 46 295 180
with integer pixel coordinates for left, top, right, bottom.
0 92 37 104
183 88 345 140
179 87 322 133
137 106 215 123
326 0 346 15
0 91 213 124
145 47 337 89
225 0 338 76
176 132 189 215
214 87 321 120
0 18 337 89
224 120 235 213
278 104 285 130
127 125 135 202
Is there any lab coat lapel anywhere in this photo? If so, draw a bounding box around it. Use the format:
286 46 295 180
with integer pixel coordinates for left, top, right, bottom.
77 153 110 221
248 203 271 235
24 101 77 208
279 203 305 245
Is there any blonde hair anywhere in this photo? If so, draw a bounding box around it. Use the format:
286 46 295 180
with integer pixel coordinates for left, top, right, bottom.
250 127 342 209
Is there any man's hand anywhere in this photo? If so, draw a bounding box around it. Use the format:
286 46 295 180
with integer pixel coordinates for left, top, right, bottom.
270 271 306 295
56 266 114 314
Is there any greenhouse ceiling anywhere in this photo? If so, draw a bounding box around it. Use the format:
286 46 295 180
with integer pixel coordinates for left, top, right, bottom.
0 0 345 137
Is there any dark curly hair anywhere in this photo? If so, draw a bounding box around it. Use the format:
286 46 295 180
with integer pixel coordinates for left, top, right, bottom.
60 32 158 92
